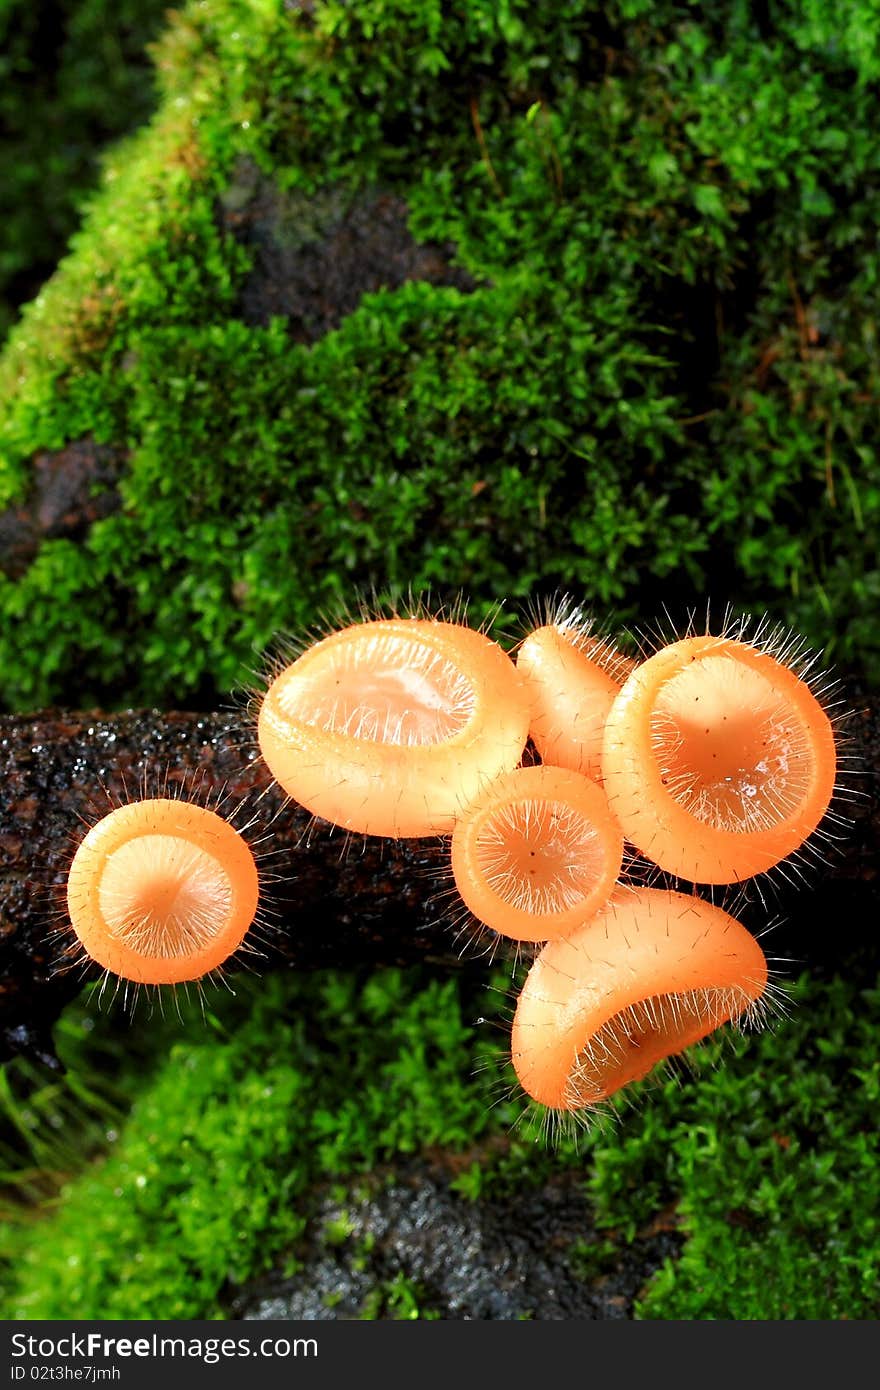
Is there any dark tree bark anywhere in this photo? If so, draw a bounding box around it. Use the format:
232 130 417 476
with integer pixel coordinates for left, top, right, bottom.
1 699 878 1066
0 709 463 1065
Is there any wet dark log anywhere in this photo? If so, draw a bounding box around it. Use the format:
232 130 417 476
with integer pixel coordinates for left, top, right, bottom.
0 708 460 1065
1 698 878 1065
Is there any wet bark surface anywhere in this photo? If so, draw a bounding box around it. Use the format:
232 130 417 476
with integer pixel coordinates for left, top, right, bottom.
0 708 462 1064
0 693 877 1064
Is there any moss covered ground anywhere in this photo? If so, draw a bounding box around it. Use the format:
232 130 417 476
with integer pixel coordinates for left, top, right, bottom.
1 969 877 1320
3 0 880 708
2 0 879 1321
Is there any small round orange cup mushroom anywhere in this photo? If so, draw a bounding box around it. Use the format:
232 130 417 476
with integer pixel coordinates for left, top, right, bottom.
601 634 837 883
517 619 636 782
511 886 768 1112
66 798 259 985
450 764 623 942
258 617 532 838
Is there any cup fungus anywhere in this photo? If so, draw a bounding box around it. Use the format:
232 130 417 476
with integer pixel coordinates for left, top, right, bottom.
517 617 635 782
450 764 623 942
601 634 837 883
66 798 260 985
511 886 768 1113
258 617 531 837
51 601 830 1144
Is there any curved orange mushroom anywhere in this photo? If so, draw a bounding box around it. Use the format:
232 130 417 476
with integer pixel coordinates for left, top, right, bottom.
517 620 635 782
511 886 768 1112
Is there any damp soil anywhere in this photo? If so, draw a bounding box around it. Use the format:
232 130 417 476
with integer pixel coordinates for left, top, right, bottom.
218 160 478 339
227 1154 682 1321
0 436 125 580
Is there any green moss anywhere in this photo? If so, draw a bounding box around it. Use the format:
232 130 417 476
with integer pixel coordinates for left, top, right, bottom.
634 980 880 1318
1 969 496 1318
2 968 877 1320
0 988 229 1223
568 1236 620 1282
358 1273 441 1320
0 0 169 342
2 0 880 709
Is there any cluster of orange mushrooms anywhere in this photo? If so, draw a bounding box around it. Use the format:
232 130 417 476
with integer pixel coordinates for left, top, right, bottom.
66 605 839 1124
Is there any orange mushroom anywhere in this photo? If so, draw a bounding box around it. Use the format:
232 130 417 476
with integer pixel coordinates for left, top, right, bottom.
258 617 531 837
517 617 635 782
450 764 623 942
66 798 259 985
511 886 768 1112
601 634 837 883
